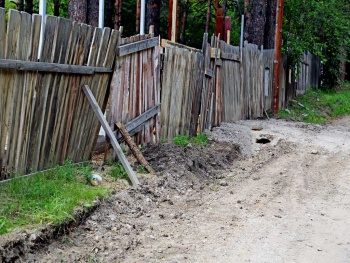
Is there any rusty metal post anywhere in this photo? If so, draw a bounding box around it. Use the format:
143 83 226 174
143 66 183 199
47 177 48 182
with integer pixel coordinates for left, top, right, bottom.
272 0 284 114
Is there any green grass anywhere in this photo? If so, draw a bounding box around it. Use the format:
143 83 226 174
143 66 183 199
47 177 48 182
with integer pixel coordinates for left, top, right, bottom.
108 161 130 182
278 86 350 124
173 132 209 147
0 161 109 235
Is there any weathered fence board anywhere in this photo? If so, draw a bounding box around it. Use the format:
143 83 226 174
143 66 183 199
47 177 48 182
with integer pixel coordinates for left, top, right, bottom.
0 59 113 74
160 42 204 140
220 40 242 122
108 32 160 146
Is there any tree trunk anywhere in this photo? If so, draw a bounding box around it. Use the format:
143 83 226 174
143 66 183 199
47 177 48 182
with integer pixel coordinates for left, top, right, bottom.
18 0 24 11
87 0 99 27
0 0 4 8
168 0 173 39
264 0 277 49
146 0 160 36
105 0 114 28
25 0 33 14
180 0 188 44
136 0 141 33
53 0 60 16
205 0 211 33
222 0 227 36
68 0 87 23
176 2 180 41
244 0 266 47
114 0 122 29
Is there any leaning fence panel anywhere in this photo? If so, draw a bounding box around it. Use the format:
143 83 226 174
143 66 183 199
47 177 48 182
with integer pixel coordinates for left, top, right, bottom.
0 9 117 180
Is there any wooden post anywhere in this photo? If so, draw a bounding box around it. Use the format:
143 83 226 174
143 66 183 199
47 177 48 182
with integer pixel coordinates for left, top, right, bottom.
272 0 284 114
116 122 153 173
83 85 139 185
226 30 230 44
224 16 231 43
171 0 177 41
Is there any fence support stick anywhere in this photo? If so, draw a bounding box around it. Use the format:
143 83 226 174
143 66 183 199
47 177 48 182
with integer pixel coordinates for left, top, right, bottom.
83 85 139 185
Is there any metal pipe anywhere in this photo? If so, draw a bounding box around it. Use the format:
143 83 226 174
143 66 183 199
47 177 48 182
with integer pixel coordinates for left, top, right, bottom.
99 0 105 28
140 0 145 34
38 0 46 59
240 15 244 49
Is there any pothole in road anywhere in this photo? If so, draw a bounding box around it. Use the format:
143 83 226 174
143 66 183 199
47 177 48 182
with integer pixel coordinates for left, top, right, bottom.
256 138 271 144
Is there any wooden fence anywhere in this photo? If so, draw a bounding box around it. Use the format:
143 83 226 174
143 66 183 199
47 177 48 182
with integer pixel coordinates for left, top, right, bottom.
108 31 161 145
160 40 204 139
0 9 118 179
0 9 321 179
160 34 321 139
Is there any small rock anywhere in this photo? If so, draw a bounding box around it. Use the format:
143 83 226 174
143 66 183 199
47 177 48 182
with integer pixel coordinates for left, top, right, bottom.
30 234 37 241
92 174 103 182
251 126 263 131
220 181 228 186
311 150 319 154
109 214 117 221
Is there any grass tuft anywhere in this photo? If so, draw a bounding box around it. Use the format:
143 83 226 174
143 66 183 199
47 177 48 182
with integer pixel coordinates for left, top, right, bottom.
278 85 350 124
0 162 109 235
173 132 209 147
108 161 130 182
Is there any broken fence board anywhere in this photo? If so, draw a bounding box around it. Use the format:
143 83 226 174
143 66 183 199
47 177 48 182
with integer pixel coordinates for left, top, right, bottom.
118 37 159 57
161 39 201 52
114 104 161 139
83 85 139 185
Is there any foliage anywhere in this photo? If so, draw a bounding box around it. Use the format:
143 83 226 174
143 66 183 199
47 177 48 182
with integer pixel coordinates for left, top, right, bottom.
173 134 189 147
108 161 130 182
136 164 147 174
0 161 108 235
278 83 350 124
173 132 209 147
190 133 209 146
283 0 350 88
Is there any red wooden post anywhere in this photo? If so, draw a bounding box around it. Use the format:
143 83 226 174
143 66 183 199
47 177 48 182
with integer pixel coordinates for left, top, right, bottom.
272 0 284 114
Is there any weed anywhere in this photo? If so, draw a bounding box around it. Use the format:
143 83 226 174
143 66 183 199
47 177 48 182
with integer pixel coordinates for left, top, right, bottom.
173 134 189 147
0 162 108 235
108 161 130 182
278 86 350 124
190 133 208 146
173 132 209 147
137 165 147 174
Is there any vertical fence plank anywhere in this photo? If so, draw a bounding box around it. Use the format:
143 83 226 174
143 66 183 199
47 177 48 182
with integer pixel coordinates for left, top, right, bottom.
28 15 59 171
0 8 6 171
3 10 22 172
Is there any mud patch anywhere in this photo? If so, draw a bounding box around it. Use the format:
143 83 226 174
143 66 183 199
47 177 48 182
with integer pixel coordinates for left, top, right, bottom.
144 141 241 179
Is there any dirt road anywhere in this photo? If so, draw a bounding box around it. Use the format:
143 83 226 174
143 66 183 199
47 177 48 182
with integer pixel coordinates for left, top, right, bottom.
26 118 350 262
